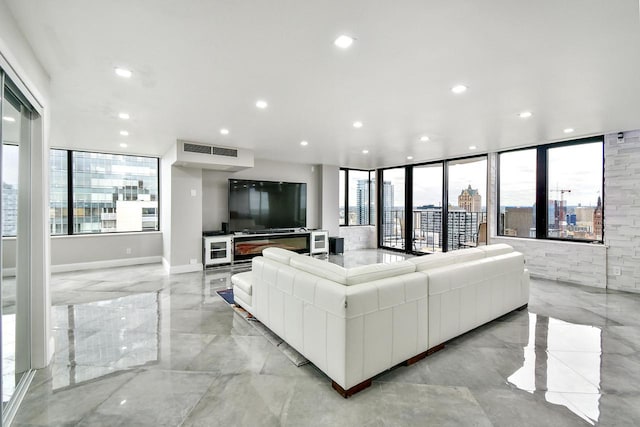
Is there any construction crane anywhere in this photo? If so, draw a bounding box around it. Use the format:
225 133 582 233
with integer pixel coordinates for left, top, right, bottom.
550 187 572 236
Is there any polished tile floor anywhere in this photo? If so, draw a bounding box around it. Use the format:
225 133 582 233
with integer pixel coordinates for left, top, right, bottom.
12 250 640 426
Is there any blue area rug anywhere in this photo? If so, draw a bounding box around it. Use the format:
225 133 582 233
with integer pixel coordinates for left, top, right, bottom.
216 288 235 305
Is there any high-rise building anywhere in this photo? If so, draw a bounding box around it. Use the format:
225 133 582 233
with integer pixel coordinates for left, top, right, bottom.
383 181 394 240
458 185 482 212
2 182 18 236
593 196 603 239
356 179 370 225
504 207 534 238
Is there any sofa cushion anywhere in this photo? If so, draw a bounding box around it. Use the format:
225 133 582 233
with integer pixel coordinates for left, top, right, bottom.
262 247 299 264
409 249 484 272
450 248 485 263
290 255 348 284
231 271 252 295
408 252 456 271
478 243 513 257
345 261 416 286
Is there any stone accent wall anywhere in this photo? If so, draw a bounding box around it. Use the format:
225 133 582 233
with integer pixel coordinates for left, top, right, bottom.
492 236 607 288
604 130 640 292
339 226 377 251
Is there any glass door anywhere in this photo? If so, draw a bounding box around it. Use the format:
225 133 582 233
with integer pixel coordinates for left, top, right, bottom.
412 163 443 253
1 69 34 418
447 157 487 250
380 168 406 250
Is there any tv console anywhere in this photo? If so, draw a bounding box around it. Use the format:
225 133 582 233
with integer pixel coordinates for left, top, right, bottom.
202 230 328 267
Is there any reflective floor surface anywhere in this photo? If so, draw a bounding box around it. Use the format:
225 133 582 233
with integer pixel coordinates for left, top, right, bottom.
12 250 640 426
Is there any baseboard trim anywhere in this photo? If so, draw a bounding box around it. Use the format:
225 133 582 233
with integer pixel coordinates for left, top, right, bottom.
50 256 162 273
166 263 203 275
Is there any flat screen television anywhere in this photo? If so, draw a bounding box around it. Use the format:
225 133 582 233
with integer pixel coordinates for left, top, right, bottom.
228 179 307 232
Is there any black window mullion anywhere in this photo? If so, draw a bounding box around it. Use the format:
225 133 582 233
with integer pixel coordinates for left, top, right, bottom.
405 166 413 252
377 168 383 247
67 150 74 235
344 169 349 226
535 146 547 239
442 161 449 252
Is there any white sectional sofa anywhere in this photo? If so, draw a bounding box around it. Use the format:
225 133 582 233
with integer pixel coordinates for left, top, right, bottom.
231 244 529 397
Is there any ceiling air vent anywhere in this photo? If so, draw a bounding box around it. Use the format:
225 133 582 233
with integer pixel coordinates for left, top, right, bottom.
183 142 212 155
212 147 238 157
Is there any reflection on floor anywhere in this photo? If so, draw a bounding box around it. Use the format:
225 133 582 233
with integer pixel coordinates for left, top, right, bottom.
12 249 640 426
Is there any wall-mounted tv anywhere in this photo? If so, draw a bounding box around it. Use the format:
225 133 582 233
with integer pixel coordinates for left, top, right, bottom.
228 179 307 232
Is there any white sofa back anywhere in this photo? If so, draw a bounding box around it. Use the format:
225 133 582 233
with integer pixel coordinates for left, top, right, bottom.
248 244 529 391
251 252 428 390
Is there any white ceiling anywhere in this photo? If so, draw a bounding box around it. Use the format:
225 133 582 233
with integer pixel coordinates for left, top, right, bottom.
5 0 640 169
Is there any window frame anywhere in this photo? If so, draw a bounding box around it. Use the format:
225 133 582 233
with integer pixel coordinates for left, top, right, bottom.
496 135 604 243
50 148 161 236
377 154 488 254
339 168 375 227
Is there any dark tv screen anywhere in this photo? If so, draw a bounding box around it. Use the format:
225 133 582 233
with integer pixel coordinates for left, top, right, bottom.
228 179 307 232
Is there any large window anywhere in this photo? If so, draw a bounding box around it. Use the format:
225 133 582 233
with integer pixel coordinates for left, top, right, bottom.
49 149 68 234
50 150 159 235
339 168 374 227
498 149 536 238
498 137 604 242
547 141 603 241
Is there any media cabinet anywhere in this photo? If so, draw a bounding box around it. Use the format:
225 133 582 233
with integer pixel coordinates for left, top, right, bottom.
203 230 328 267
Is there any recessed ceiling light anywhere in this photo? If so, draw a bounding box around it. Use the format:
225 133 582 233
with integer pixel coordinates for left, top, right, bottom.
256 100 268 109
469 145 477 150
300 140 308 146
362 149 369 154
119 143 128 148
451 84 468 94
120 130 129 136
563 128 574 133
2 116 15 122
407 156 414 160
114 67 132 78
518 111 532 118
420 135 430 142
334 35 355 49
118 112 130 120
220 128 230 135
353 121 363 128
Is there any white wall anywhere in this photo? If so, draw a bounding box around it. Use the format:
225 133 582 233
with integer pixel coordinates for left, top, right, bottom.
339 226 377 251
492 236 607 288
167 165 203 273
202 158 321 232
319 165 340 236
604 130 640 292
50 233 162 272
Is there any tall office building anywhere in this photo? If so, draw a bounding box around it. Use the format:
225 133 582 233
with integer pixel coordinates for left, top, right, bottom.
383 181 394 240
356 179 370 225
2 182 18 236
593 196 603 240
504 207 535 238
458 185 482 212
